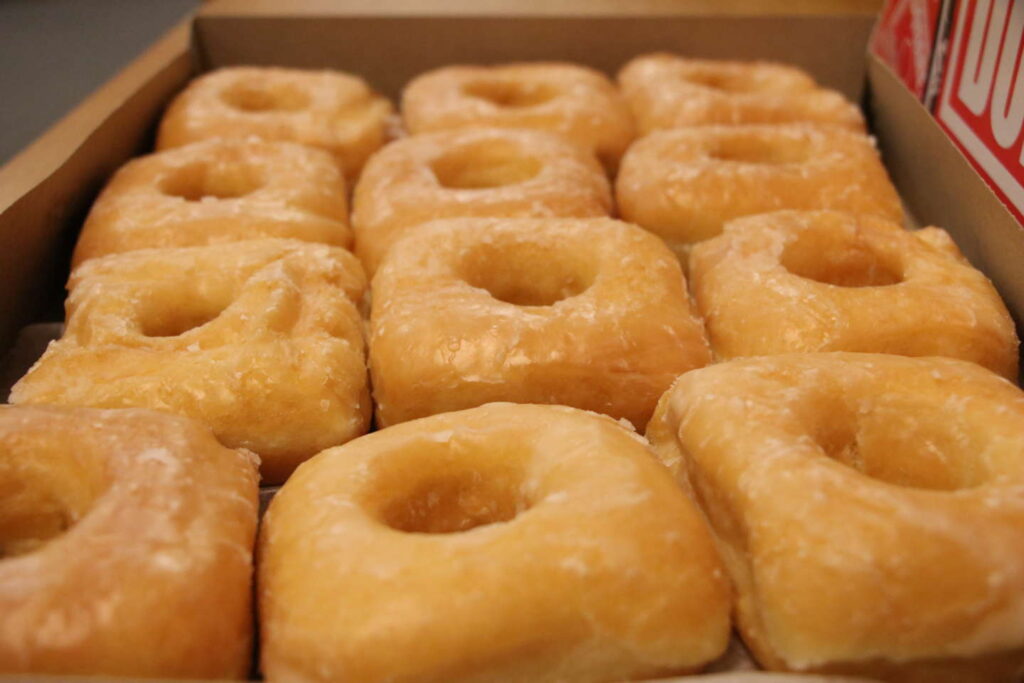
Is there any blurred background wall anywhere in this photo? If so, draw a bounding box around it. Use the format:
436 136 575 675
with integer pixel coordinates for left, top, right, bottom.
0 0 200 165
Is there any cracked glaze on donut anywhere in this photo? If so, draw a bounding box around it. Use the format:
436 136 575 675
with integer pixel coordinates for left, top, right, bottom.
647 353 1024 681
618 54 864 134
689 210 1019 378
157 66 393 180
403 62 635 172
72 138 352 268
616 124 904 253
0 405 258 677
259 403 730 682
353 127 612 276
369 217 710 429
11 239 370 484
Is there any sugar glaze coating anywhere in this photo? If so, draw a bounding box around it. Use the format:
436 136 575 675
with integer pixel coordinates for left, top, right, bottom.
72 138 352 268
618 54 864 134
158 66 392 180
11 239 370 484
647 353 1024 682
689 210 1019 378
260 403 731 682
369 217 711 429
0 405 258 677
403 62 635 172
352 127 612 275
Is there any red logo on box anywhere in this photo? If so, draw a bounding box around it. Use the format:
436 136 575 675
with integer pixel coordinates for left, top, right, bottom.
872 0 944 98
936 0 1024 225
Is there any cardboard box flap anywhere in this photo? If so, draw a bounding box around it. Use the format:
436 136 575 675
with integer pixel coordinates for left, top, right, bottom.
200 0 881 19
195 1 876 100
0 23 194 352
868 54 1024 332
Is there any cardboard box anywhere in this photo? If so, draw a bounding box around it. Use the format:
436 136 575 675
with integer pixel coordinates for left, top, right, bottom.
0 1 1020 679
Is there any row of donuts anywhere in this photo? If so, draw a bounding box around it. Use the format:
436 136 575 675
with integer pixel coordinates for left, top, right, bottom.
3 63 389 678
631 56 1024 682
7 356 1024 680
0 55 763 484
14 55 1021 470
72 53 1019 385
69 53 893 269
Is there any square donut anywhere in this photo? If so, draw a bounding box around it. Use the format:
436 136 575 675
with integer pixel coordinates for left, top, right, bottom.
0 405 259 677
11 239 370 484
351 127 612 275
647 353 1024 680
402 62 635 172
369 217 711 428
688 210 1019 378
259 403 731 682
157 66 393 180
71 138 352 269
616 124 904 257
617 54 865 134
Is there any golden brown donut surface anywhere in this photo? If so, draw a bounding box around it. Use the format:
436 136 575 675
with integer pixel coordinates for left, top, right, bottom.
259 403 731 682
71 138 351 268
352 127 612 275
616 124 904 256
618 54 864 134
689 211 1019 378
402 62 635 172
0 405 258 678
10 239 370 484
646 353 1024 682
369 217 711 429
157 66 393 180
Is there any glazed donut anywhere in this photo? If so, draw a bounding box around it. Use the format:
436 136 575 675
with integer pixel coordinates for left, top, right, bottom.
352 127 612 275
71 138 351 268
402 62 635 172
0 405 257 677
10 239 370 485
369 217 711 429
618 54 865 134
157 66 393 180
259 402 731 682
646 353 1024 682
688 210 1019 378
616 125 904 256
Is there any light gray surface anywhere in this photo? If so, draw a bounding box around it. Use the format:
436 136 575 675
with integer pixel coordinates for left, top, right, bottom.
0 0 199 166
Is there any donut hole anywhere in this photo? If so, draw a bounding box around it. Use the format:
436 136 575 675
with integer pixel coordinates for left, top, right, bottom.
431 141 542 189
683 70 754 92
463 79 560 108
0 465 96 558
708 136 810 165
160 163 264 202
138 299 228 337
461 241 593 307
221 80 310 112
381 472 525 534
813 402 988 491
781 226 903 287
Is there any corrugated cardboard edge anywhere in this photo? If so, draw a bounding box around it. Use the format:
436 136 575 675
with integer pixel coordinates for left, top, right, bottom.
194 2 876 103
199 0 881 18
0 21 195 350
0 673 871 682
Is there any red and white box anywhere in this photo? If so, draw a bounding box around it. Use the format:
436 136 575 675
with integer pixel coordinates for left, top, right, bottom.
870 0 948 101
934 0 1024 225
